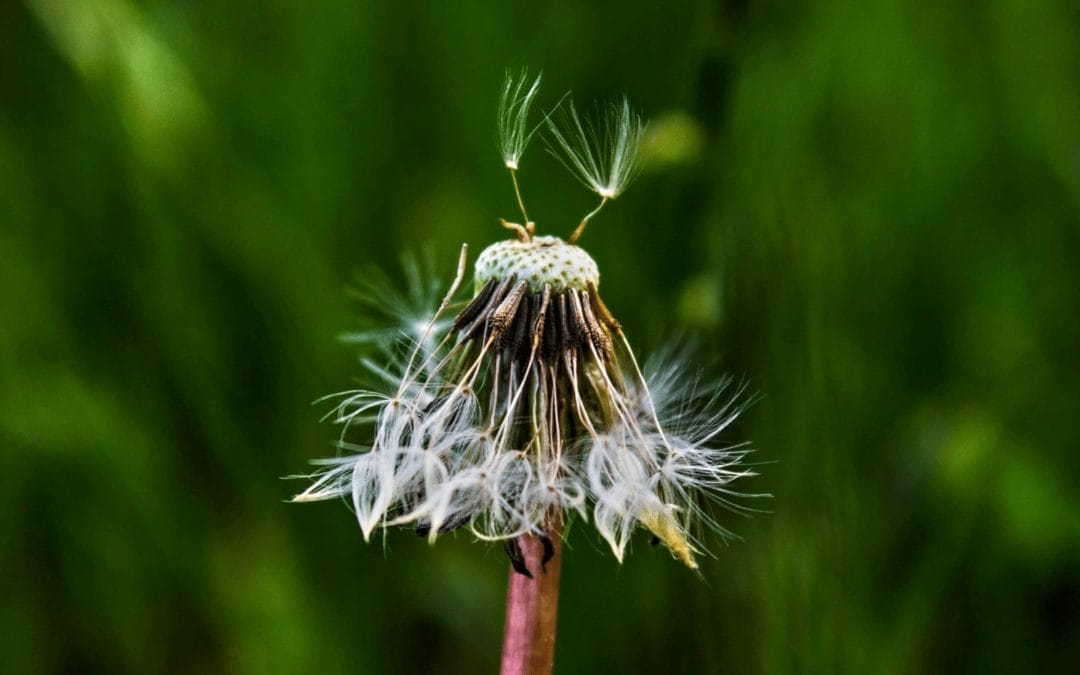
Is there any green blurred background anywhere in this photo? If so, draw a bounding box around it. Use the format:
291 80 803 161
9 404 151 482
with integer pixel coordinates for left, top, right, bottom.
2 1 1078 673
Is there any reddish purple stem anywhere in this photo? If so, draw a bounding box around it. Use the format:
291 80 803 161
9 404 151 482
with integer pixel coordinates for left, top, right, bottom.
499 524 563 675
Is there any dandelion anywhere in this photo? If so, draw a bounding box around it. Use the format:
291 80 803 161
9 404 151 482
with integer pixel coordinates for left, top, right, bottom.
292 73 761 675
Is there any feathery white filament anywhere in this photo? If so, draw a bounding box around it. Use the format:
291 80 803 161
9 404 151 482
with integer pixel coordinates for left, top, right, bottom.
545 97 646 199
497 69 543 170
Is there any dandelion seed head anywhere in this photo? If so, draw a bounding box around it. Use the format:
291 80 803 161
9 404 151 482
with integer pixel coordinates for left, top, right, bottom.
293 76 762 572
293 237 758 569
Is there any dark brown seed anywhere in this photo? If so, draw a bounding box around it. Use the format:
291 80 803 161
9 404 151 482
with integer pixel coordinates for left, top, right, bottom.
542 292 560 357
566 290 589 353
529 285 552 353
556 292 572 354
463 276 515 340
508 291 536 358
452 278 497 332
489 279 528 335
580 292 614 359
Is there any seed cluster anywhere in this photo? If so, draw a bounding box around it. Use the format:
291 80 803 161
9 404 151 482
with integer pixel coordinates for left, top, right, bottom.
295 234 751 570
454 275 619 368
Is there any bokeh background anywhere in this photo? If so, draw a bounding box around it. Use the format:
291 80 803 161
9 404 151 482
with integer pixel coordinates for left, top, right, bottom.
2 1 1079 673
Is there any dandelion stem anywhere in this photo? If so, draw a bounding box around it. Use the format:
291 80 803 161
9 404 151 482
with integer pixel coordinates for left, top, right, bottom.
567 197 607 244
499 519 563 675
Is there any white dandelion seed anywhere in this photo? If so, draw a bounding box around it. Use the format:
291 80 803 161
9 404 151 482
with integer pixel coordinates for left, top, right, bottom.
545 96 645 200
497 68 543 172
544 96 646 244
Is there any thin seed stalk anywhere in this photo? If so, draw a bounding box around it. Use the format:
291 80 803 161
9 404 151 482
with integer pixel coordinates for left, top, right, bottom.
499 519 563 675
